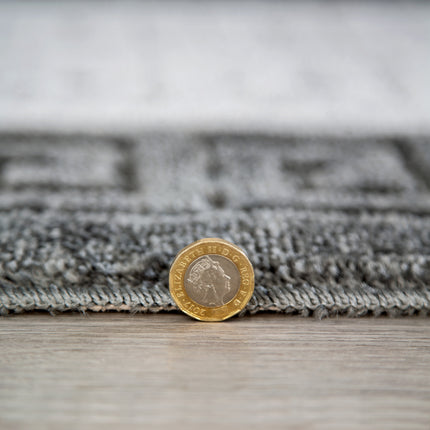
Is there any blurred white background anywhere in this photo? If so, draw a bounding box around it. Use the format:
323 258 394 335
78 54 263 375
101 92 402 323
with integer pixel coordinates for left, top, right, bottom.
0 0 429 134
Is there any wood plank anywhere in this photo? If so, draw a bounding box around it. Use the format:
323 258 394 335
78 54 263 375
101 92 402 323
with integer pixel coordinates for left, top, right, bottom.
0 313 429 429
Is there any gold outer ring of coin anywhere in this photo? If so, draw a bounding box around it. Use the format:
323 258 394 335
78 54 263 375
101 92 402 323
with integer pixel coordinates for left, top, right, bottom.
169 238 255 321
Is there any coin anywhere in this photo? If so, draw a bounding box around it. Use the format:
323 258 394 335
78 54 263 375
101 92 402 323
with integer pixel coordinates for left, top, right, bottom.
169 238 254 321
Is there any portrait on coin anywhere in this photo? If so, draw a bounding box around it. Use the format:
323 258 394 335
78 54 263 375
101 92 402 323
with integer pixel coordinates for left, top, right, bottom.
185 255 238 307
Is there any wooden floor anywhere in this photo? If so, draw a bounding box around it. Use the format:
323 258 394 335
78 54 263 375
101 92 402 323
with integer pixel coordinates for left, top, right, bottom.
0 313 429 430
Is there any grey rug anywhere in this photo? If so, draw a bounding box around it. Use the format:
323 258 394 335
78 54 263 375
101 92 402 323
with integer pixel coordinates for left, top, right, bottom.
1 133 429 317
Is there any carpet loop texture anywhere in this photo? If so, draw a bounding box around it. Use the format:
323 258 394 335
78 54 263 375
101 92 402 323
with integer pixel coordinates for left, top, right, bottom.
0 134 429 316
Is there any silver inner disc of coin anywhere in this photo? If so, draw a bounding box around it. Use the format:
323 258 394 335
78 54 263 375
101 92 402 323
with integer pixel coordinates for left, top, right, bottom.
184 254 241 308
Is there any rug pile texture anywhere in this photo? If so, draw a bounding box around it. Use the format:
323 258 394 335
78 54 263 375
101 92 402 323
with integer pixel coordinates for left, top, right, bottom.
0 134 429 316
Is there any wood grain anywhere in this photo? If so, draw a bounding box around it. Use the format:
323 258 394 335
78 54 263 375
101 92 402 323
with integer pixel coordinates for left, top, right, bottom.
0 313 429 430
